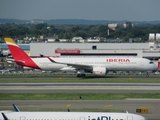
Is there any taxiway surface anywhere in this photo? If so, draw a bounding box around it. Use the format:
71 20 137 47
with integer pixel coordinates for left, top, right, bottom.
0 100 159 120
0 83 160 93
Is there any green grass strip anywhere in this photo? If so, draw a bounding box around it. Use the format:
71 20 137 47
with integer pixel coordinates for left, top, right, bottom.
0 93 160 100
0 77 160 83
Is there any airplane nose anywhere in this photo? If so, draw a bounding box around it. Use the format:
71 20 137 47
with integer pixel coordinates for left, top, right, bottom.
153 64 158 70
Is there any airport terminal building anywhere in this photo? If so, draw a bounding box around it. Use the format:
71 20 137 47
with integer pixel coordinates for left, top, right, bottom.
1 40 160 60
30 42 160 59
1 42 160 60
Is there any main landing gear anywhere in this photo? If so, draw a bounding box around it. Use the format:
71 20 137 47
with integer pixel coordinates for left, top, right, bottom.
77 74 86 78
146 72 149 78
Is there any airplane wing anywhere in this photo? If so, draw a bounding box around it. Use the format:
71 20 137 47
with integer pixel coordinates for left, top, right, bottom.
48 57 92 71
65 63 92 70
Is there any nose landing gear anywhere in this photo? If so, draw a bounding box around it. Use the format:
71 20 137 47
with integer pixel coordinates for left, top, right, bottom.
146 72 149 77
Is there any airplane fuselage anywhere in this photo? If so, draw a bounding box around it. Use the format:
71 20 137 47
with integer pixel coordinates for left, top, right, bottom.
31 57 157 72
0 111 147 120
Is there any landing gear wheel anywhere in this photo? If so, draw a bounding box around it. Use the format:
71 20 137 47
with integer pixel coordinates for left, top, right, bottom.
77 74 80 77
82 74 86 77
77 74 86 78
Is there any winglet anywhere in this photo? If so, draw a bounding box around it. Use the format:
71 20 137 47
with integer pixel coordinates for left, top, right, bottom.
13 104 20 112
1 113 9 120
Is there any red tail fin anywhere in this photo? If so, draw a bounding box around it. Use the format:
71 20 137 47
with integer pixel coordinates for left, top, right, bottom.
4 38 40 69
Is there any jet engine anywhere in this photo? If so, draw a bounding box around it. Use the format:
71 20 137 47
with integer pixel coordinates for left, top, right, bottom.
92 66 108 76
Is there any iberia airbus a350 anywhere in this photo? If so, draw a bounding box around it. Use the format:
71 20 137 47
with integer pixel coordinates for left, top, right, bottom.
4 38 158 77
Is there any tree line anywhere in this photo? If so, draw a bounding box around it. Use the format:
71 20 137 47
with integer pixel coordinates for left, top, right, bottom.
0 23 160 42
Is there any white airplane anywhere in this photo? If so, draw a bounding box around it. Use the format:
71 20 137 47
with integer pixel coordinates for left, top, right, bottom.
4 38 158 77
0 109 147 120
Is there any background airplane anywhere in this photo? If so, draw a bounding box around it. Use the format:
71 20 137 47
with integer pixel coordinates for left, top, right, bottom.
0 68 15 74
4 38 158 77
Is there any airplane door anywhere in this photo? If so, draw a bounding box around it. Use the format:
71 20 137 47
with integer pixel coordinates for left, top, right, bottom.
20 116 26 120
80 116 85 120
127 116 133 120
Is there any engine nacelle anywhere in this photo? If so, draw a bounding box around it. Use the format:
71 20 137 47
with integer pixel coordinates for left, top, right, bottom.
92 67 108 76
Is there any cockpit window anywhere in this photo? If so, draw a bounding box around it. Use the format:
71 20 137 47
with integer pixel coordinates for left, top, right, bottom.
149 61 154 64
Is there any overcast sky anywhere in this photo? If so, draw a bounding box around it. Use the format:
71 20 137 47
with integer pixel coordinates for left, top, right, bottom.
0 0 160 21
